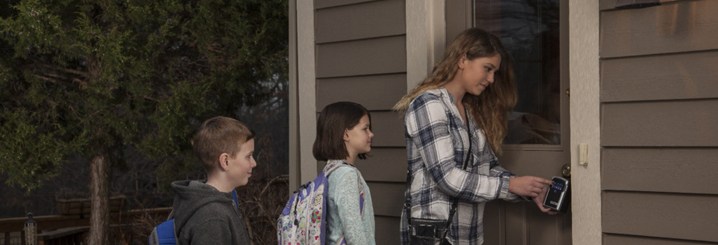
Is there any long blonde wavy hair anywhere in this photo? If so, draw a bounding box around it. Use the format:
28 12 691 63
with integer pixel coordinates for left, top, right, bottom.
394 28 517 155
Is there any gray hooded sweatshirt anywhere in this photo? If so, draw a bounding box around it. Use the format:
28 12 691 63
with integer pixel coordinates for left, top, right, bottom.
171 180 250 245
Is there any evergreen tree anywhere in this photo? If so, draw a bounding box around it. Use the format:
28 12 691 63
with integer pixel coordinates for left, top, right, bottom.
0 0 287 243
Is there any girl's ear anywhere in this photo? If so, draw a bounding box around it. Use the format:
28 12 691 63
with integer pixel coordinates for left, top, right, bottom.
218 153 230 171
458 54 468 70
343 129 350 142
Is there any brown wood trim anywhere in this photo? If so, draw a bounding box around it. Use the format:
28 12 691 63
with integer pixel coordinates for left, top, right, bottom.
600 0 718 58
600 0 683 11
316 0 405 44
314 0 377 10
316 35 407 78
601 50 718 102
602 148 718 195
316 74 407 111
602 191 718 242
0 208 172 232
601 100 718 147
445 0 472 47
603 233 718 245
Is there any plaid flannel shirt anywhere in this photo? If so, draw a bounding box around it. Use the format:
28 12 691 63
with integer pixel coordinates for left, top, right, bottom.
400 88 524 245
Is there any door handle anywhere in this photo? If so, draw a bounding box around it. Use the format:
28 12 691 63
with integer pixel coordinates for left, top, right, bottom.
561 164 571 178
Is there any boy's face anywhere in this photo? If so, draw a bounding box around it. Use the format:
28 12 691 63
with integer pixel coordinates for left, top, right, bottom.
228 139 256 187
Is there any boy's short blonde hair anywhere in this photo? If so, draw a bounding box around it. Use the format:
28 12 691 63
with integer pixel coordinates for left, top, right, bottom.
192 116 255 173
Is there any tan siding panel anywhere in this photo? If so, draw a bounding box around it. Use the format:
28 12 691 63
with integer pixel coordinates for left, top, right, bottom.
602 148 718 195
601 50 718 102
375 216 401 245
356 148 407 182
602 191 718 242
601 0 718 58
316 0 405 44
600 0 681 11
316 74 407 111
604 234 717 245
316 36 407 78
315 0 377 10
602 100 718 147
366 182 404 217
368 111 405 147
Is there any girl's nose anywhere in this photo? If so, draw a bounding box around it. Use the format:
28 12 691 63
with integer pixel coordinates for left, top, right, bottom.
487 72 495 83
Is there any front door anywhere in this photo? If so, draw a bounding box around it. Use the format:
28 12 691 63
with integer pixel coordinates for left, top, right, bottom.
447 0 571 244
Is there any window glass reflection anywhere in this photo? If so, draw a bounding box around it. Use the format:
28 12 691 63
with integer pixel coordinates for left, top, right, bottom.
475 0 561 144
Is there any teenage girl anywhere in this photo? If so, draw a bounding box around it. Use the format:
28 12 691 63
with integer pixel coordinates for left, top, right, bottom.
313 101 376 245
395 28 556 245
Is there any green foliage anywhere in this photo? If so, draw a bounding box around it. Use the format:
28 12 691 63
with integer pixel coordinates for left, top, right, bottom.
0 0 288 192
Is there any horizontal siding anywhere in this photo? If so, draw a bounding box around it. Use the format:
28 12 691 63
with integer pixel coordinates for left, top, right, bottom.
367 111 405 147
356 148 407 182
316 74 406 111
602 148 718 195
601 100 718 147
599 0 681 11
602 191 718 243
600 1 718 244
375 216 400 244
315 0 405 44
601 0 718 58
313 2 406 243
601 50 718 102
316 35 407 78
603 234 718 245
315 0 377 10
366 182 404 217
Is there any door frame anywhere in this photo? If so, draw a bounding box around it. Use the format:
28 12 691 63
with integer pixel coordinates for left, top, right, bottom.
407 1 602 244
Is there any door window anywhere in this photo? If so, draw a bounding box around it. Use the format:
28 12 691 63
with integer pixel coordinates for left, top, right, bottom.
475 0 562 145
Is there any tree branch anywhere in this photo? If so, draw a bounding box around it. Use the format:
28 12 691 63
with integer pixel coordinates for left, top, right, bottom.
38 64 91 77
32 74 59 84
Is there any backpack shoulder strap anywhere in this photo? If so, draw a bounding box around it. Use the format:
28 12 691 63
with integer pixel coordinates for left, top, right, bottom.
231 189 239 211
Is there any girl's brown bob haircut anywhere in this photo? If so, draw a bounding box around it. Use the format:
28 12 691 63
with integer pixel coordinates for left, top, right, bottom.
313 101 371 161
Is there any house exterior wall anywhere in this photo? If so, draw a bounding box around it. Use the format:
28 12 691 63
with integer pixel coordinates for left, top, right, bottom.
293 0 718 244
599 0 718 243
313 0 407 243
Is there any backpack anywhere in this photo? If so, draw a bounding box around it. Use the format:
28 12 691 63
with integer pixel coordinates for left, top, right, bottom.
277 160 364 245
149 189 239 245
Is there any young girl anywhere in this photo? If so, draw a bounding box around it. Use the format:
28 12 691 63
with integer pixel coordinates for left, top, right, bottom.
313 101 376 245
395 28 555 245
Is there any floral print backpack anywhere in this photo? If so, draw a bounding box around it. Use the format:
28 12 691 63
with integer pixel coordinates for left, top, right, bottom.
277 160 364 245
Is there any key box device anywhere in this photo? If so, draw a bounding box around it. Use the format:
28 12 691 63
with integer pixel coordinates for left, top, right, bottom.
543 176 570 212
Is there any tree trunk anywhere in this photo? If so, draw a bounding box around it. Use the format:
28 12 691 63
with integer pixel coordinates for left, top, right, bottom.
88 153 110 245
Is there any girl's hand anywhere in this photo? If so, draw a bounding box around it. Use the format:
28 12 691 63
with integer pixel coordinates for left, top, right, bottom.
508 176 552 198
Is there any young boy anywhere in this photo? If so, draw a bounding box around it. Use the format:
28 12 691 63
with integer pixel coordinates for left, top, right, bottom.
171 116 256 244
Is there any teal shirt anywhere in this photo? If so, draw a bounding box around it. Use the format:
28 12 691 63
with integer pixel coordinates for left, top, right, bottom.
326 161 376 245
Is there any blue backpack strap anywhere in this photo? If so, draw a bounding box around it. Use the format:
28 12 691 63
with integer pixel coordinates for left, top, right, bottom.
149 219 178 245
232 189 239 210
